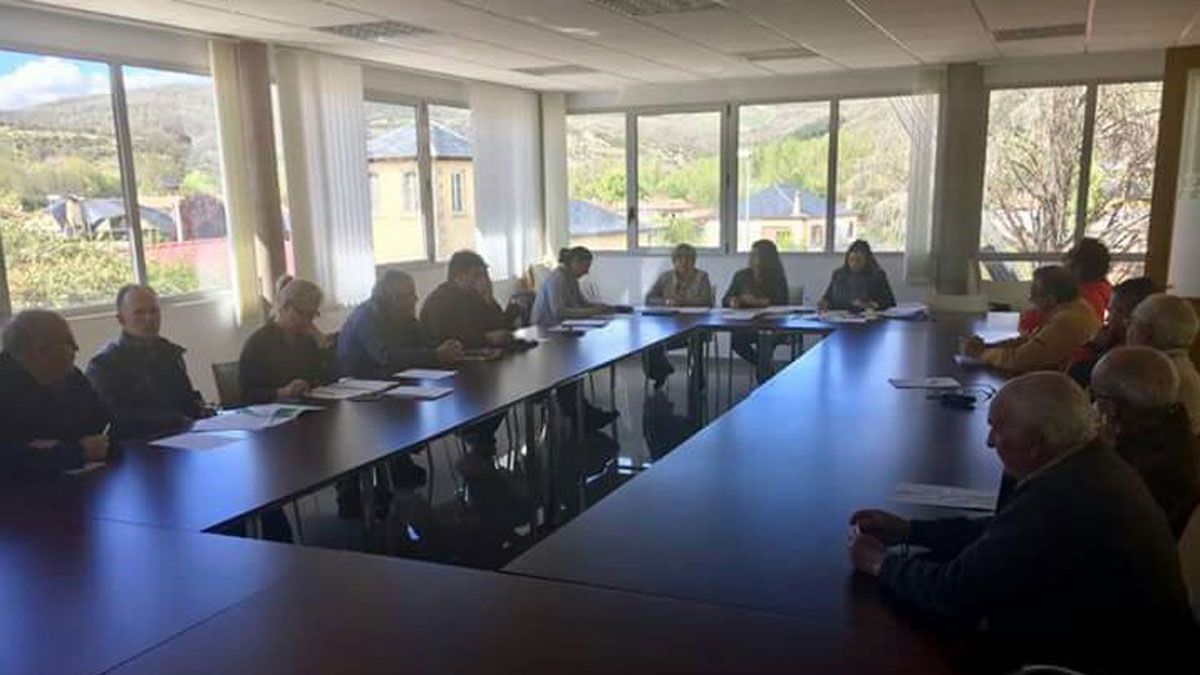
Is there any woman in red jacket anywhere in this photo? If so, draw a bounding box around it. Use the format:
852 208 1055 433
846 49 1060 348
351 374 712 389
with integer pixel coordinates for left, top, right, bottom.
1019 237 1112 336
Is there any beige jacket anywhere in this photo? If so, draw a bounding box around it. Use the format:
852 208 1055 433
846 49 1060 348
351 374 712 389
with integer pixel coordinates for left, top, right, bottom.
982 297 1100 373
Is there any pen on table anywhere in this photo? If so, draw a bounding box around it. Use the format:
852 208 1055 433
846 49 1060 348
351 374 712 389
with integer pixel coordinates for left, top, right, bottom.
101 422 112 437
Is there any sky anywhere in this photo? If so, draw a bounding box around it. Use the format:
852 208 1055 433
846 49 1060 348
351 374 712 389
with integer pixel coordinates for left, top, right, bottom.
0 49 207 111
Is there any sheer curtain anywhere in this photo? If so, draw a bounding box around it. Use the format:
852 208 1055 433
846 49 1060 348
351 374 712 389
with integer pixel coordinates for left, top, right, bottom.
902 93 939 285
275 49 374 306
541 92 569 259
469 83 545 279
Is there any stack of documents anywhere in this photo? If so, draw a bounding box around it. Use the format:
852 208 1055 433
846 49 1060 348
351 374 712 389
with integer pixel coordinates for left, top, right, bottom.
385 385 454 400
888 377 962 389
894 482 997 512
394 368 456 380
880 302 930 319
151 430 248 451
190 404 322 432
307 378 397 400
562 318 609 328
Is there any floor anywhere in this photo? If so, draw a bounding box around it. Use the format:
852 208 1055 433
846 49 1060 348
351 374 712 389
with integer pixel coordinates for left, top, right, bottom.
283 335 814 570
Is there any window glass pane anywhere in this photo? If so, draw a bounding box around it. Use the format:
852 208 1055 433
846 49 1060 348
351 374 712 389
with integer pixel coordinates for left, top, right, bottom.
567 113 627 251
979 259 1145 284
737 102 829 253
365 101 424 264
124 66 229 295
836 96 923 253
637 111 720 249
1086 81 1161 256
981 86 1087 256
429 105 474 261
0 50 136 310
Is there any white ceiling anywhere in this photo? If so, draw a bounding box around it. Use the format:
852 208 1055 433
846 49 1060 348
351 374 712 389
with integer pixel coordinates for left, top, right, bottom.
11 0 1200 91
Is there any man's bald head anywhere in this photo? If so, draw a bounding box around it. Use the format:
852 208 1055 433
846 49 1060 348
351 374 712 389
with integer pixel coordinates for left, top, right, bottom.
1 309 78 385
1092 346 1179 412
1128 294 1199 351
988 372 1096 478
115 284 161 338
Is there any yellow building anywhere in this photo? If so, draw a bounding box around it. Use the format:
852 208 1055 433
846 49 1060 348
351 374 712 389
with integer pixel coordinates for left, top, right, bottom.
368 124 475 263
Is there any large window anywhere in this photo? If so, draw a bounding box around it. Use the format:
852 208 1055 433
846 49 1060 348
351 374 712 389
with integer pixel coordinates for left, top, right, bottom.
0 48 228 314
636 111 721 249
980 82 1160 281
737 102 829 252
125 66 230 294
566 112 626 251
365 100 424 264
429 104 474 261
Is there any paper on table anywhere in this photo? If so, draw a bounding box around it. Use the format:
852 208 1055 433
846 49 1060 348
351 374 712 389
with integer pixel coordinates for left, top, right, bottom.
394 368 456 380
190 412 270 432
675 306 713 315
305 385 364 400
881 302 929 319
954 354 984 367
562 319 609 328
822 313 869 324
64 462 106 477
722 310 759 321
151 431 246 451
888 377 962 389
759 305 817 315
384 385 454 400
894 482 997 512
638 306 677 315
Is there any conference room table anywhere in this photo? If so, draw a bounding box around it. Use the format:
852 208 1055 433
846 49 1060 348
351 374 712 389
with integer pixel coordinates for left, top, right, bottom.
1 309 1019 673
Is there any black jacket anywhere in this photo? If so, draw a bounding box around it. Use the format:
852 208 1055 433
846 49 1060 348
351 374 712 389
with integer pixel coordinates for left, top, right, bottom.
721 268 789 308
879 442 1194 671
821 267 895 310
420 282 508 349
0 352 110 481
86 333 205 439
1112 404 1200 538
239 321 335 404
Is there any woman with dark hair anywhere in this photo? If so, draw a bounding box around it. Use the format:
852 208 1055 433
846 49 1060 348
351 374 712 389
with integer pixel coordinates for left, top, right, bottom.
722 239 790 369
531 246 613 326
1019 237 1112 335
818 239 896 311
1068 276 1163 385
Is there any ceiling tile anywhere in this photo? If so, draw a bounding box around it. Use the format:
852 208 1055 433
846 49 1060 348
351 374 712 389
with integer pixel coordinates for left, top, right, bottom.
973 0 1087 31
995 35 1085 58
184 0 374 28
1088 0 1196 51
852 0 1000 62
638 8 793 52
729 0 918 68
757 57 843 76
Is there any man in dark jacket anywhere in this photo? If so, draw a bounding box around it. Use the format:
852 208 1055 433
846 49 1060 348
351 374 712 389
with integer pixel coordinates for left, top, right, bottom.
848 372 1193 672
420 250 512 350
1 310 111 481
1091 346 1200 538
86 285 209 439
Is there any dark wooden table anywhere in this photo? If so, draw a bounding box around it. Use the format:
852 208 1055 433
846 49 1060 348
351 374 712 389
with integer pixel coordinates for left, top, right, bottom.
506 315 1012 627
106 537 965 675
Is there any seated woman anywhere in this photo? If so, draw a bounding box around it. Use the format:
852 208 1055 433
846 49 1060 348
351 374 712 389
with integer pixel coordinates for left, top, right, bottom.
1020 237 1111 335
532 246 620 431
722 239 789 370
818 239 895 312
642 243 713 388
239 277 336 404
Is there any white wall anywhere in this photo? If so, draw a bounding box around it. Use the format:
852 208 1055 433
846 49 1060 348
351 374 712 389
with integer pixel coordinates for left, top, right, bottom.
582 252 924 307
66 264 521 403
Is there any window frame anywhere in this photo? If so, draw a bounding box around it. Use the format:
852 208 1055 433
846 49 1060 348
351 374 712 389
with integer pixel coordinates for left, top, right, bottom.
568 88 934 257
0 41 228 319
978 77 1162 270
363 93 474 268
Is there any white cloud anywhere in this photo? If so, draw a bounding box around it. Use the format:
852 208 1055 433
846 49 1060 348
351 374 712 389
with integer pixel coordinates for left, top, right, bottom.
0 56 110 111
123 68 208 92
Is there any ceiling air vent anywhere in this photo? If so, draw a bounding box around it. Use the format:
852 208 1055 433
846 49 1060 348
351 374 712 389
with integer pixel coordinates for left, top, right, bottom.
993 23 1086 42
317 21 434 43
588 0 726 17
738 47 818 62
512 64 600 77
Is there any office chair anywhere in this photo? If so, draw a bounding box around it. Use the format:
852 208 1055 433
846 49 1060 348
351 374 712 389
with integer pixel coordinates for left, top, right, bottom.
211 361 242 408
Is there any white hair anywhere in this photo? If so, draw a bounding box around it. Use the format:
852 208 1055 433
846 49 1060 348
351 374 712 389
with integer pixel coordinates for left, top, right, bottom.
1130 294 1199 350
1 309 67 357
1092 346 1180 410
997 372 1096 451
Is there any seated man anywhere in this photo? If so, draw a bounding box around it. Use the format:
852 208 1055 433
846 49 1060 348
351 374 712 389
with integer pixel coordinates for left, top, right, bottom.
339 270 463 379
961 265 1099 373
642 243 713 389
0 310 111 481
1067 276 1161 386
848 372 1193 671
1092 346 1200 537
86 284 210 439
239 277 336 404
421 250 513 351
1127 293 1200 436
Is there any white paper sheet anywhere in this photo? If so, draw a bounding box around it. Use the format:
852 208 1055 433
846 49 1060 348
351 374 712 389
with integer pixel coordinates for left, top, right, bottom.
384 385 454 400
64 462 106 476
562 319 609 328
151 431 246 451
394 368 456 380
759 305 817 315
190 413 270 432
721 310 759 321
675 306 713 315
894 482 997 512
888 377 963 389
822 313 870 324
881 302 930 319
305 385 364 400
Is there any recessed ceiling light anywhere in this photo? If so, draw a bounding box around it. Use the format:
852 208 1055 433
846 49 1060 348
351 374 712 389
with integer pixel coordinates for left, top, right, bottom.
993 23 1087 42
587 0 727 18
737 47 819 62
512 64 601 77
316 20 434 44
555 26 600 37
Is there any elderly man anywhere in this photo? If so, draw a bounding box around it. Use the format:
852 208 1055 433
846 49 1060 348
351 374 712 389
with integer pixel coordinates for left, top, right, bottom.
1127 293 1200 435
338 270 463 380
0 310 111 480
961 266 1099 373
1092 346 1200 537
848 372 1192 670
86 285 209 439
